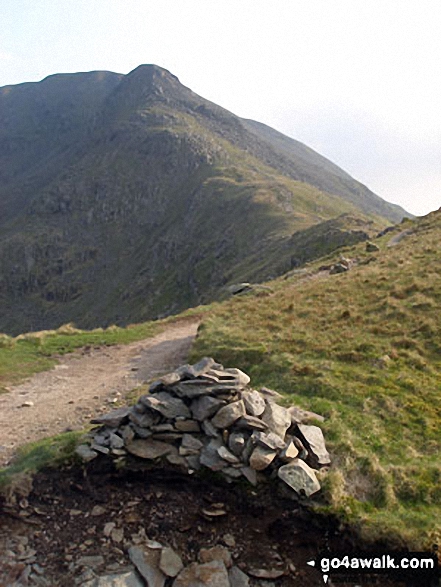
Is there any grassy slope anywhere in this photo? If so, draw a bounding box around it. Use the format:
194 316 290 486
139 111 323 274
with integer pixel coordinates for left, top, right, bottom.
190 211 441 548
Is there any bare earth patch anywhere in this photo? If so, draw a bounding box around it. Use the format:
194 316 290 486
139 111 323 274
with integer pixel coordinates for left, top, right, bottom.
0 320 200 467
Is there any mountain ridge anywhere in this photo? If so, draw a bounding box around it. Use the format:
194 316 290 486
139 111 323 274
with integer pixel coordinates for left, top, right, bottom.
0 64 411 334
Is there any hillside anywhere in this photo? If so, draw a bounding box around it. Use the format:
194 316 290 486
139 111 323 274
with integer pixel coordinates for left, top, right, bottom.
191 209 441 547
0 65 410 335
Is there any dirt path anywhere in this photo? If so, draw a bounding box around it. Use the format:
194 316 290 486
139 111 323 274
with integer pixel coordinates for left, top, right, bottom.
0 319 200 467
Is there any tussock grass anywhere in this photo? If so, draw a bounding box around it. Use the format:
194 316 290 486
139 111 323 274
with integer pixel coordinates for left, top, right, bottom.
190 210 441 548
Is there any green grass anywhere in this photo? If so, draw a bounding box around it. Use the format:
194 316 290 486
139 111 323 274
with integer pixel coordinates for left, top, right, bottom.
0 431 84 491
190 210 441 549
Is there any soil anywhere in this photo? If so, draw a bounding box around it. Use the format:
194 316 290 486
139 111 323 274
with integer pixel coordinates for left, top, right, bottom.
0 319 200 467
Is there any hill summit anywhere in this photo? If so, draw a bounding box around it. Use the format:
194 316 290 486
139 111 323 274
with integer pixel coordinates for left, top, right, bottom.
0 65 409 334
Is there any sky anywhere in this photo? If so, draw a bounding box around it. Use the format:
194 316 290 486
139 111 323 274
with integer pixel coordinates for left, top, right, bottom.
1 0 440 217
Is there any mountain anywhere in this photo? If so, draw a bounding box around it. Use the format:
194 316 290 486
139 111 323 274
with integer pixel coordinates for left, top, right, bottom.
0 65 410 334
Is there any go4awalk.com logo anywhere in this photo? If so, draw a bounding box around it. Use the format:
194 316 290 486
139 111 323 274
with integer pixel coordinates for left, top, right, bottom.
307 551 439 584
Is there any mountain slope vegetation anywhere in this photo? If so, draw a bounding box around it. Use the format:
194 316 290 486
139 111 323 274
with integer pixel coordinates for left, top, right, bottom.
191 210 441 547
0 65 409 334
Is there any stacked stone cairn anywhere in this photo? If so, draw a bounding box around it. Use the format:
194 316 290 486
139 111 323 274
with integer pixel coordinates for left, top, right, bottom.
81 357 331 497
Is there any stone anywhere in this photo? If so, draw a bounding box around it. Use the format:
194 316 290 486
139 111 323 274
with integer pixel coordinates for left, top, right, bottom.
140 392 191 419
252 431 286 450
91 505 107 516
109 433 124 449
75 444 98 462
247 568 285 579
77 555 105 569
166 452 188 468
261 403 291 440
217 446 240 464
366 241 380 252
211 400 246 429
86 572 144 587
191 396 226 421
159 546 183 577
241 390 265 416
128 410 156 429
278 459 321 496
223 467 242 479
222 534 236 548
199 546 232 568
125 439 174 460
228 432 246 456
259 387 284 402
241 467 257 486
186 454 201 470
288 406 325 424
201 419 221 438
295 424 331 467
91 407 131 428
235 415 268 431
150 371 181 392
181 434 204 453
330 262 349 274
279 440 299 462
249 446 277 471
189 357 217 377
174 419 201 432
128 545 166 587
223 368 250 386
200 439 228 471
173 561 230 587
229 566 250 587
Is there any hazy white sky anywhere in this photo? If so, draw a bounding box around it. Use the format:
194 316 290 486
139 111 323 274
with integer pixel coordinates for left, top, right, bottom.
1 0 440 216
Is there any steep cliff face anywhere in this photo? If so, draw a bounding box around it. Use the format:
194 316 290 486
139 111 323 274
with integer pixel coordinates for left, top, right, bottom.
0 65 410 334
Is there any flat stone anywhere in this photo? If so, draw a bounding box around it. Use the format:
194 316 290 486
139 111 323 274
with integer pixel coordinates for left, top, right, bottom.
199 546 232 568
125 439 174 460
261 403 291 440
159 546 184 577
295 424 331 467
249 446 277 471
228 432 247 456
186 455 201 470
150 371 182 391
217 446 240 464
241 467 257 486
174 419 201 432
128 545 166 587
166 452 188 468
223 368 250 386
129 410 156 429
189 357 217 377
278 459 321 497
223 467 242 479
252 431 285 450
109 433 124 449
235 415 268 431
181 434 204 451
174 560 230 587
152 432 183 442
141 392 191 419
247 568 285 579
259 387 284 402
229 566 250 587
91 407 131 428
279 440 299 462
241 390 265 416
87 572 144 587
211 400 246 429
202 419 221 438
77 555 105 569
191 396 226 421
75 444 98 462
151 423 175 432
200 439 228 471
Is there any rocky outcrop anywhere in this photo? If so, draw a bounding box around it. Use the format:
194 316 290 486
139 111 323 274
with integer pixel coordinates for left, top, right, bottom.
80 358 330 498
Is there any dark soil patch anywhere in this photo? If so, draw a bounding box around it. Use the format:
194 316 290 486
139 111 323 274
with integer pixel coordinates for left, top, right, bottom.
0 459 425 586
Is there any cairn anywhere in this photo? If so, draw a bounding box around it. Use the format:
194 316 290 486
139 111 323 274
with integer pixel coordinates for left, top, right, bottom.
78 358 330 497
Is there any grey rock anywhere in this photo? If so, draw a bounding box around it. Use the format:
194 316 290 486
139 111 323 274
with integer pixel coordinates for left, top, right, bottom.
129 409 156 429
109 433 124 449
241 466 257 486
159 547 183 577
84 572 144 587
248 568 285 579
128 545 166 587
77 555 105 569
235 415 268 431
75 444 98 462
200 439 228 471
211 400 246 429
151 423 176 432
186 454 201 470
174 419 201 432
330 262 349 274
191 396 226 421
279 440 299 462
199 546 232 568
91 407 131 428
249 446 277 471
149 371 181 392
278 459 321 496
228 432 246 456
217 446 240 464
166 452 188 468
366 241 380 252
188 356 217 377
223 467 242 479
252 431 286 450
152 432 183 442
259 387 284 402
223 368 250 387
229 566 250 587
261 403 291 440
201 419 221 438
173 560 230 587
181 434 204 452
141 392 191 419
241 390 265 416
296 424 331 467
125 439 174 459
